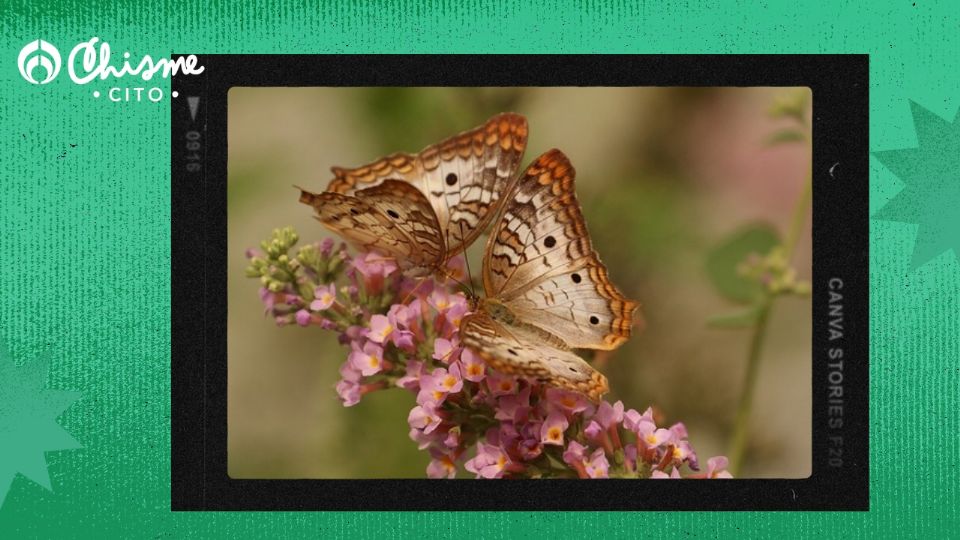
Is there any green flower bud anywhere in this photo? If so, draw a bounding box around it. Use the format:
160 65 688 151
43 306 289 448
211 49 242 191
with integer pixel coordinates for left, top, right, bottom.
327 256 343 275
613 448 625 466
298 281 315 301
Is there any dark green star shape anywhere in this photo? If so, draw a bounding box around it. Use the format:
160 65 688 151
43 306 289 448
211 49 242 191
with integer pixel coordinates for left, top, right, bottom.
0 347 81 507
874 101 960 269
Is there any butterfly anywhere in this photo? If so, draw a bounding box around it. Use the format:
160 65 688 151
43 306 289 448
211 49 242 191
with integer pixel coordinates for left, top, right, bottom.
298 113 529 277
459 149 639 401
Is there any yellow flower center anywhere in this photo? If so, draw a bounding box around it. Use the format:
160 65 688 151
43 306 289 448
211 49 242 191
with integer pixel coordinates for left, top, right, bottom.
467 364 482 376
646 434 658 445
443 375 457 389
547 427 562 442
368 356 380 368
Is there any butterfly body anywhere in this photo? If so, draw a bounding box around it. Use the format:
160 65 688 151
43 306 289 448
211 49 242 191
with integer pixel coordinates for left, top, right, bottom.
478 297 515 325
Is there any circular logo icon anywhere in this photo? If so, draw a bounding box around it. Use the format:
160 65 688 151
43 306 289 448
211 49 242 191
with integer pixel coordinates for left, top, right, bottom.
18 39 61 84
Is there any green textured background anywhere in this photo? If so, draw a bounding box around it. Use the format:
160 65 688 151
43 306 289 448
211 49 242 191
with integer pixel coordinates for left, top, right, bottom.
1 1 958 537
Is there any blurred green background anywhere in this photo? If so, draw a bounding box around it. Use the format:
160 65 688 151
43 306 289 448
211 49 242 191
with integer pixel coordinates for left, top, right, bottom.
227 87 811 479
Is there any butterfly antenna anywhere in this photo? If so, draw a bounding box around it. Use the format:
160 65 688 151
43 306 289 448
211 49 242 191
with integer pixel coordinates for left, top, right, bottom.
441 269 474 299
435 221 474 299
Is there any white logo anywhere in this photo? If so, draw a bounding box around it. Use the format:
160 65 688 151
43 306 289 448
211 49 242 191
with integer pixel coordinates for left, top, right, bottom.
18 39 61 84
16 37 204 102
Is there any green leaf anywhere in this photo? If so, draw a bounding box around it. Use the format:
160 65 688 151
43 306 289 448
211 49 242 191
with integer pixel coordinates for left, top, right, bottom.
707 306 761 328
768 89 810 124
705 224 780 304
765 129 806 146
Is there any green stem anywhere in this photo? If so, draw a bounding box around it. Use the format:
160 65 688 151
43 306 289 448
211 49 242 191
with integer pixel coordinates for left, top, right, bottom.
728 168 812 476
783 170 813 259
728 297 772 475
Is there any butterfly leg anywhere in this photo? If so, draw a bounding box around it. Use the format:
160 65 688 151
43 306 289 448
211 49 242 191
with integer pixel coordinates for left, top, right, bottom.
399 276 431 305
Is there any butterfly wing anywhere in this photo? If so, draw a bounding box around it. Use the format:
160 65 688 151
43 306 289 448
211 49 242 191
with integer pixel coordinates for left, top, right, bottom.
482 149 639 350
353 180 446 264
460 312 609 401
325 113 528 255
298 180 443 276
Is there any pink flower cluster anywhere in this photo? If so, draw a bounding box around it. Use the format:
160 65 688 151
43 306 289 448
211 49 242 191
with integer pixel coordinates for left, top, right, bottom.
247 230 732 479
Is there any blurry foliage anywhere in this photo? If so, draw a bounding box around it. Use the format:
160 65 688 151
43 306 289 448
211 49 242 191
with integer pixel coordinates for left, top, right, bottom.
335 389 429 477
355 88 528 155
709 88 812 475
626 88 718 174
706 224 781 306
228 162 276 211
765 129 807 146
769 90 810 126
764 91 810 146
584 176 694 277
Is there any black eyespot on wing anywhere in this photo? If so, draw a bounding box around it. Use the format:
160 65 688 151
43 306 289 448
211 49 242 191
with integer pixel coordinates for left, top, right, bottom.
349 208 360 215
568 366 578 373
544 236 556 248
446 173 457 186
507 349 518 356
386 209 400 219
571 273 581 283
589 316 599 325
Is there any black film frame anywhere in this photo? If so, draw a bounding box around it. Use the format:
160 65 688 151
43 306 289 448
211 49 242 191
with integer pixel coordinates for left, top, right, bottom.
171 54 869 511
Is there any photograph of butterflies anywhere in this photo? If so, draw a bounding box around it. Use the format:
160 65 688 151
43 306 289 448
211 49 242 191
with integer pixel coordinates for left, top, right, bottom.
228 87 812 480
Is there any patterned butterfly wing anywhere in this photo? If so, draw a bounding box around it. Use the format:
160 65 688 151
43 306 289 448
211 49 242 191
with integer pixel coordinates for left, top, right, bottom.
298 180 443 276
352 180 447 263
325 113 528 255
460 312 609 401
482 149 639 350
